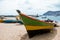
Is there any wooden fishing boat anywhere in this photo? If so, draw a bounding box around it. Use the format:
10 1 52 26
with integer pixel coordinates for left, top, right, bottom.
16 10 55 38
0 20 4 23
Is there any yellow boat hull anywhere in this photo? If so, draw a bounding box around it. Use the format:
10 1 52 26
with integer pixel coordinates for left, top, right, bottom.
25 25 53 30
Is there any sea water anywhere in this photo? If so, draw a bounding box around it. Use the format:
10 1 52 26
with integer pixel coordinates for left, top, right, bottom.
36 16 60 22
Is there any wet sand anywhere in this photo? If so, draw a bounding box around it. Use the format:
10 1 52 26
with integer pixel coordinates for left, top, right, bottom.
0 23 60 40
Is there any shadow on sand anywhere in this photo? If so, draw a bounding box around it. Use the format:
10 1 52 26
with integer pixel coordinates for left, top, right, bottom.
20 28 57 40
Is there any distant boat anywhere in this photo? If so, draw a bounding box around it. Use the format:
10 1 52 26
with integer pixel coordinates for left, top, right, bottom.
42 16 47 19
16 10 55 38
4 20 23 24
0 16 5 23
0 20 4 23
28 14 39 17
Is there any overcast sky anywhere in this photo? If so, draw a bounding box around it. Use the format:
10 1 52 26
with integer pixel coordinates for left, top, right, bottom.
0 0 60 15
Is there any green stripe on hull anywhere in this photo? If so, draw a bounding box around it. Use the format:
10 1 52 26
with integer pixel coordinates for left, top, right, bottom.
20 14 54 26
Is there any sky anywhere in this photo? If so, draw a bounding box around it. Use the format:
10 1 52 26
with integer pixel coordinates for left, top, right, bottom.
0 0 60 15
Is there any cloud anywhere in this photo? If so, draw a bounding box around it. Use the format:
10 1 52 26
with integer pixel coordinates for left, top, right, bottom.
53 1 60 9
28 0 59 10
0 0 19 15
0 0 60 15
17 0 60 15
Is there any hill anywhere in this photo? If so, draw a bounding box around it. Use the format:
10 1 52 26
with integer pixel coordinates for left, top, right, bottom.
43 11 60 16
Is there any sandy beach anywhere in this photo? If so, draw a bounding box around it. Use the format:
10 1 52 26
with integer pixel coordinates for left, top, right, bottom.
0 23 60 40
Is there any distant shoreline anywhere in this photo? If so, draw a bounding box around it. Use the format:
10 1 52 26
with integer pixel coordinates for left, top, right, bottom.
0 15 18 17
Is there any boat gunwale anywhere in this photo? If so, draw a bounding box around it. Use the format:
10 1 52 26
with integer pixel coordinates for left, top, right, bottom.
20 13 54 24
